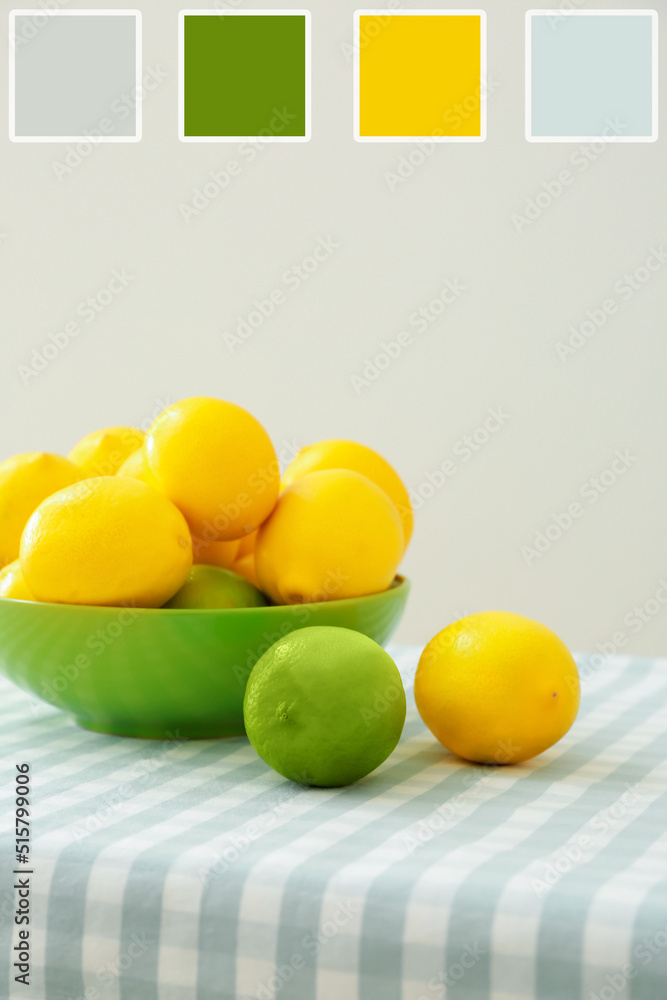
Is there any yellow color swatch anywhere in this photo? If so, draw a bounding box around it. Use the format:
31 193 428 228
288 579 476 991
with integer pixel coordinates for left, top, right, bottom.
358 13 483 139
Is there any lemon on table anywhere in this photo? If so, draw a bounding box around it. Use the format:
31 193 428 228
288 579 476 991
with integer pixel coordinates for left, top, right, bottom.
415 611 580 765
255 469 404 605
0 452 84 568
0 560 33 601
164 565 267 610
243 626 406 786
20 477 192 608
282 440 413 549
192 535 240 570
144 397 279 541
69 426 144 477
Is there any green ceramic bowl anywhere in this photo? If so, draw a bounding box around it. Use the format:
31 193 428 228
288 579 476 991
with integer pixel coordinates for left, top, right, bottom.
0 577 409 739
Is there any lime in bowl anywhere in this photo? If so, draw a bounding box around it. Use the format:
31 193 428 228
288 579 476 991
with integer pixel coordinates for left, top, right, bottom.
0 577 409 739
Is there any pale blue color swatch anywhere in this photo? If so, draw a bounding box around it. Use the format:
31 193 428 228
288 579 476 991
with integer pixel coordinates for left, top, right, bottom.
530 13 655 138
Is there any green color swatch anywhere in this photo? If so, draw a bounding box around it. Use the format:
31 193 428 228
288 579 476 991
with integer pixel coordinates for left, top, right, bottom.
183 14 307 138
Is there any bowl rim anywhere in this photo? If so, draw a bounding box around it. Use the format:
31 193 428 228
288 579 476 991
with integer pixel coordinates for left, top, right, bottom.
0 575 409 616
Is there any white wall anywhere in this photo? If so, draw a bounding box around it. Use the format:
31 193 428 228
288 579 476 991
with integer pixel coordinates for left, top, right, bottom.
1 0 666 655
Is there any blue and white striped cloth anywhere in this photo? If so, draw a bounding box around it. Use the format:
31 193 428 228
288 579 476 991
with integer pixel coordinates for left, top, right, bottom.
1 648 667 1000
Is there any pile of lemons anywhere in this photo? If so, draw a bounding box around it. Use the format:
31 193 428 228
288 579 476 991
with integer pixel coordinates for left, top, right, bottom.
0 395 581 769
0 396 411 610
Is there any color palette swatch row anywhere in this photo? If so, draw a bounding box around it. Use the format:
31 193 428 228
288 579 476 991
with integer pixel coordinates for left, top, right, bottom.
8 9 659 144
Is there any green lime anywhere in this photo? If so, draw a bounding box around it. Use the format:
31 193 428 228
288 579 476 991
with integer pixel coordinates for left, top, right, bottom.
243 625 406 786
164 565 267 610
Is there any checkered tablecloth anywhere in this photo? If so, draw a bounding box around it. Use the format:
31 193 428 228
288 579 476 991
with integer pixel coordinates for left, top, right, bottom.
1 647 667 1000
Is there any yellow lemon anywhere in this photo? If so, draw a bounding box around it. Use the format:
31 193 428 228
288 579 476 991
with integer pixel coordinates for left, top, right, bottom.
116 448 147 481
21 477 192 608
69 426 145 477
0 452 84 568
282 440 413 549
415 611 580 765
232 528 260 584
234 552 261 590
192 535 240 570
0 560 34 601
255 469 403 605
237 527 258 558
144 397 279 541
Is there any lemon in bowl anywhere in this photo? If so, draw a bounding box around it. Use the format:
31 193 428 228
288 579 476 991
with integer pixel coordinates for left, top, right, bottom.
255 469 404 605
0 399 410 739
69 426 144 477
144 397 279 541
0 451 85 569
282 439 413 549
20 476 192 608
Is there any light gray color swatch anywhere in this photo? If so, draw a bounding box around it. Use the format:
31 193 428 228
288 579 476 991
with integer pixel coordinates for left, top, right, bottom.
13 14 138 139
530 14 654 138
